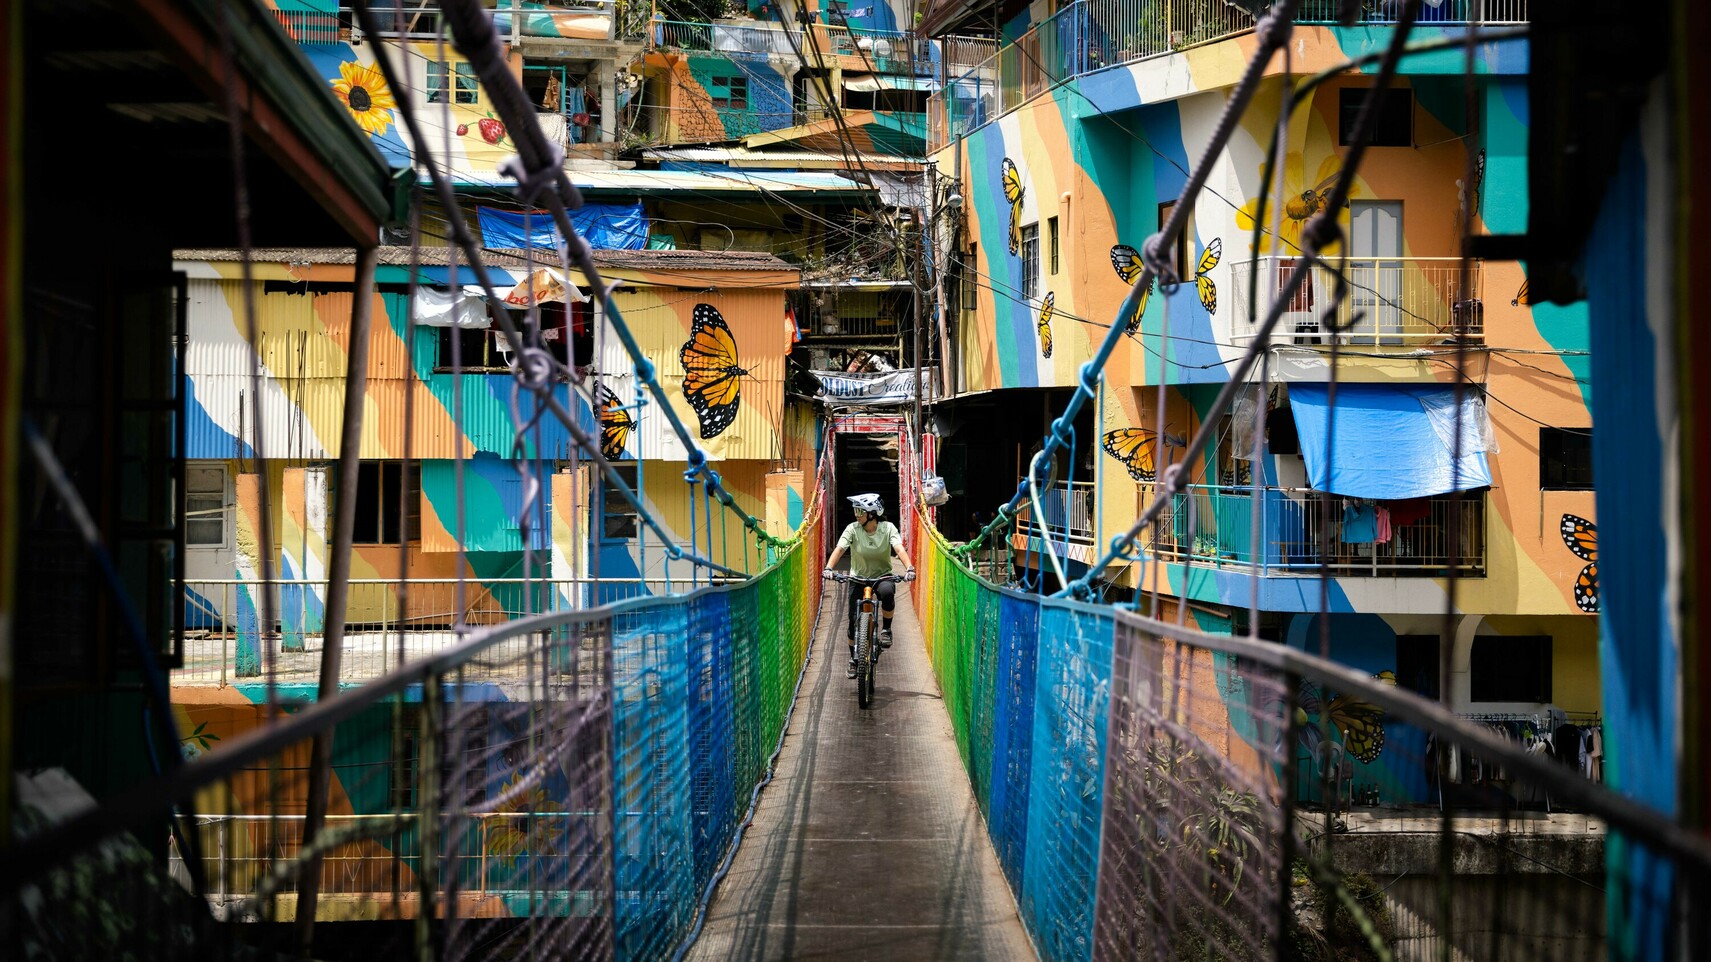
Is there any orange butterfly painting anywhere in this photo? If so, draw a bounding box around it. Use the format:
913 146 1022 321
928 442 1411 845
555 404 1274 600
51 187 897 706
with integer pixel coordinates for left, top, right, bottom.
679 304 747 440
596 386 633 461
1560 514 1598 613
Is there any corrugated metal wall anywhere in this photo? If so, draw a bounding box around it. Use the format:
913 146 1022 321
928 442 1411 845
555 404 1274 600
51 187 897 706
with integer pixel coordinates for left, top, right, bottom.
599 286 789 463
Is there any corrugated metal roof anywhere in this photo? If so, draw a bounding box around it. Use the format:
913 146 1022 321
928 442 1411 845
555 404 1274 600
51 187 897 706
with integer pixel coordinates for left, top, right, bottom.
488 248 798 273
639 145 922 169
448 167 875 194
175 247 542 271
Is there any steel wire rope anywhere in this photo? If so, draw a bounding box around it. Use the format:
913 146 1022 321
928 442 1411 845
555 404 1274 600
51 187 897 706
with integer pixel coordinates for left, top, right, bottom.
1059 0 1428 598
433 1 814 562
353 1 752 584
953 0 1304 562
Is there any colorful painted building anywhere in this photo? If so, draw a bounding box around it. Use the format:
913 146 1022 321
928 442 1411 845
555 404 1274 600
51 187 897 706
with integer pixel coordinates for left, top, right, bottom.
920 1 1599 800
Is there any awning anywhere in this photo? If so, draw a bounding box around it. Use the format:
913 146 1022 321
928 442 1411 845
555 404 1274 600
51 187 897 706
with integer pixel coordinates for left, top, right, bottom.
1287 383 1492 499
843 74 942 93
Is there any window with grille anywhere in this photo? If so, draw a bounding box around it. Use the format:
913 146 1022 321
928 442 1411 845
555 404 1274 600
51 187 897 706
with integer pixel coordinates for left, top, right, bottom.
603 464 639 540
353 462 422 545
427 61 478 105
185 464 226 546
1021 223 1040 300
711 76 748 109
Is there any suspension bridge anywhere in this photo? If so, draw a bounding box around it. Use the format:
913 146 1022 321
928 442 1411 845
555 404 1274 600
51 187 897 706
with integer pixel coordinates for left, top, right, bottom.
8 1 1711 960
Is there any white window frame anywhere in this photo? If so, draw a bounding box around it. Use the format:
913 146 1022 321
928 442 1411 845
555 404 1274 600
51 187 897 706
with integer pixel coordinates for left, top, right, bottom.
185 463 227 548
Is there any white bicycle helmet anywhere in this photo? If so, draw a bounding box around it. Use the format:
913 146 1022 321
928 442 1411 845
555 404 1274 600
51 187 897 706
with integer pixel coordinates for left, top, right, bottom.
847 493 885 517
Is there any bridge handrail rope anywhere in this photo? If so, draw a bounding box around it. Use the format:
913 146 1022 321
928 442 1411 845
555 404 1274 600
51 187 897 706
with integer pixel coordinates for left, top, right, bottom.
0 447 832 897
1116 610 1711 872
950 0 1304 565
431 0 800 555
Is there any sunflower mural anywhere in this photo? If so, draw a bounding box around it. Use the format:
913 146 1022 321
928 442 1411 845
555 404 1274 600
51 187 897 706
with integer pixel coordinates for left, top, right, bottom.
1235 153 1356 254
331 60 397 137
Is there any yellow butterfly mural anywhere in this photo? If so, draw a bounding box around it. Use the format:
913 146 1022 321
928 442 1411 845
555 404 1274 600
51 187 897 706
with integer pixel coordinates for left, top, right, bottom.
1195 238 1222 314
679 303 747 440
1001 157 1025 256
1102 428 1158 482
1299 678 1388 764
596 386 633 461
1512 278 1530 307
1110 244 1155 336
1037 292 1055 358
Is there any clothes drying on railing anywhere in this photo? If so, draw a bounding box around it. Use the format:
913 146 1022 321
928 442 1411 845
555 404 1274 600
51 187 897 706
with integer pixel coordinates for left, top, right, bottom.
1428 711 1605 811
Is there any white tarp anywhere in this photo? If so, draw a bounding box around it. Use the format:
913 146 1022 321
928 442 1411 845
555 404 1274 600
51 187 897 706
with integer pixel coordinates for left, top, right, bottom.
413 286 490 328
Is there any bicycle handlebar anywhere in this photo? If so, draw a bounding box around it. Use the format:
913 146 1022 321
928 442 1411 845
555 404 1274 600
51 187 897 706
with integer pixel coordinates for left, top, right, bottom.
824 572 910 584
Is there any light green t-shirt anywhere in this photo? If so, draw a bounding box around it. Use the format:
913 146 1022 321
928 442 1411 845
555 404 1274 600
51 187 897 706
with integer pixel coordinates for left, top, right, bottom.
838 521 902 579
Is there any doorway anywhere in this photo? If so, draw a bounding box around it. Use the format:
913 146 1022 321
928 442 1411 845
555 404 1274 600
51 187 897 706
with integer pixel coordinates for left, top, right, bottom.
1349 200 1402 344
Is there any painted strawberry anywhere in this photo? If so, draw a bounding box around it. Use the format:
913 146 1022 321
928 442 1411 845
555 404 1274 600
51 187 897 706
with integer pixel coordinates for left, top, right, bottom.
477 117 506 145
456 123 469 136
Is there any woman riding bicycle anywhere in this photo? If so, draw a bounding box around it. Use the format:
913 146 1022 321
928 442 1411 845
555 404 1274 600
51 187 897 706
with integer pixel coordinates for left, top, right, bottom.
823 493 915 678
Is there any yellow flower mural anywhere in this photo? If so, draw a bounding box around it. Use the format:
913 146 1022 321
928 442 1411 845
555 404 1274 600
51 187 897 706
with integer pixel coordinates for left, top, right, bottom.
331 61 397 136
1235 153 1356 254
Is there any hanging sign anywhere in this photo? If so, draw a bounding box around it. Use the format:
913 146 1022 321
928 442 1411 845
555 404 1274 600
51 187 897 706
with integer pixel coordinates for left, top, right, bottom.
809 369 933 407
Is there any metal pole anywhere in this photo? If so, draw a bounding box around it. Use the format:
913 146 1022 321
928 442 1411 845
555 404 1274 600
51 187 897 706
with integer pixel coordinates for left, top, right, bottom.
913 201 926 463
296 244 379 949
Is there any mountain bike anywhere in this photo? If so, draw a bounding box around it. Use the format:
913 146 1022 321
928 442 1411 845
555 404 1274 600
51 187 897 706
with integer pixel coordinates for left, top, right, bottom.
828 573 905 709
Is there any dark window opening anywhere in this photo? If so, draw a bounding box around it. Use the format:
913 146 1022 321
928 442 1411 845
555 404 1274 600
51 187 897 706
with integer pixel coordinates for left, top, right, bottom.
1395 634 1441 701
1267 405 1300 455
1157 201 1189 280
603 464 639 540
1048 216 1060 275
963 244 978 308
1469 635 1553 703
1540 427 1594 489
1339 87 1413 147
539 300 595 369
1021 223 1040 300
437 326 506 371
353 461 422 545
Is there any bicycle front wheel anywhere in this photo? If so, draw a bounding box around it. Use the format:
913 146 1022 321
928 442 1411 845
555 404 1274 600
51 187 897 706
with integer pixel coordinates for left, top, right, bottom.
855 610 874 709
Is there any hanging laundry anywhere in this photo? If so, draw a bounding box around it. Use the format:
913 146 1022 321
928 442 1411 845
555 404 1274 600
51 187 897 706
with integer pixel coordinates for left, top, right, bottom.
1374 505 1392 544
1342 501 1377 544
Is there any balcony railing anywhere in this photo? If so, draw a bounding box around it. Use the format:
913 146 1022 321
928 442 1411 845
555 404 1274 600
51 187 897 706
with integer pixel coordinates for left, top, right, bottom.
1016 479 1098 546
175 577 737 687
650 18 936 75
348 2 619 42
1228 256 1484 345
928 0 1527 149
1149 485 1485 575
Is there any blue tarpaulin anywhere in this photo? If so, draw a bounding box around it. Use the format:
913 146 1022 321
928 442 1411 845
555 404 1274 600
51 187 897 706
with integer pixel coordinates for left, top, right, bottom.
477 203 649 251
1288 383 1492 499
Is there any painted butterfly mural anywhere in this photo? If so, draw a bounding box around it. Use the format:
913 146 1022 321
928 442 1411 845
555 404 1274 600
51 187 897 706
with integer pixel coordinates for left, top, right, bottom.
1560 513 1598 613
1194 237 1222 314
1512 278 1530 307
1001 157 1025 256
1110 244 1154 336
596 386 633 461
679 303 747 440
1102 428 1159 482
1295 673 1392 765
1037 292 1055 358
